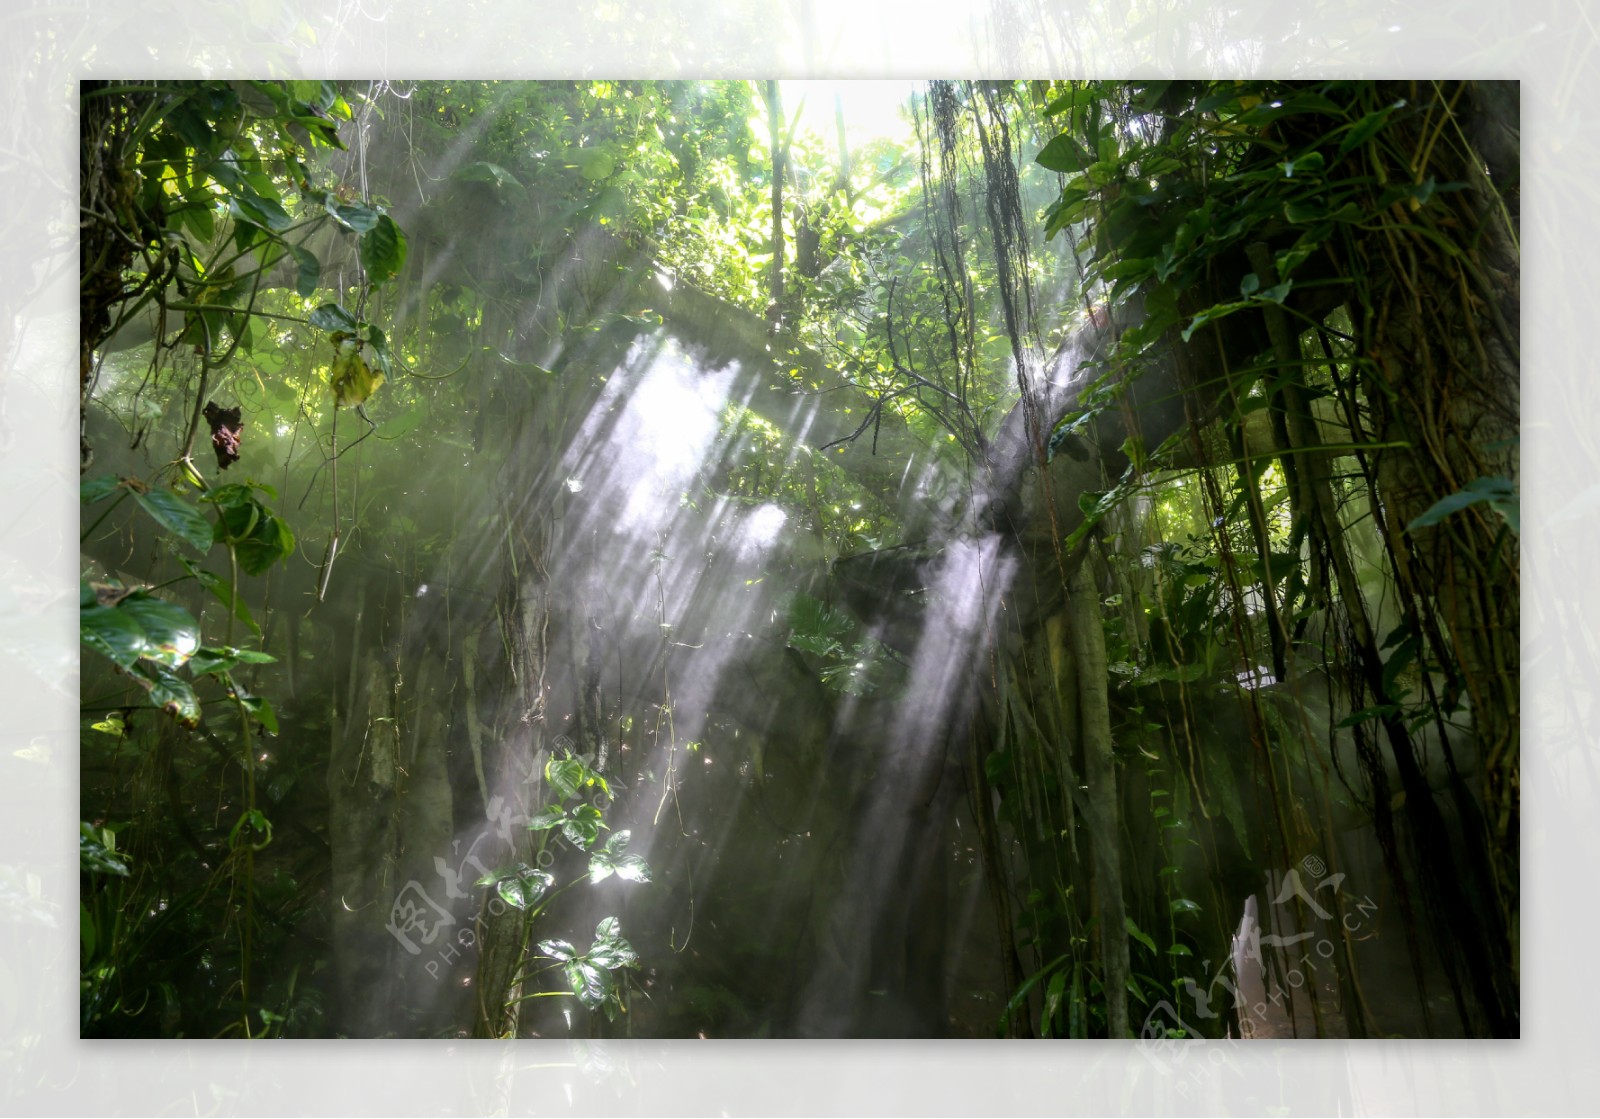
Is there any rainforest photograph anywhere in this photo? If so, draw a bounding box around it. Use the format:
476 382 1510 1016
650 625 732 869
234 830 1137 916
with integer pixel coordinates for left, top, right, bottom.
77 78 1519 1042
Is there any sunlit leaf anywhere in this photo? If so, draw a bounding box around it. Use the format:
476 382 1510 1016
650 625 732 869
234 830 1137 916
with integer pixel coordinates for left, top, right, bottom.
538 938 577 962
115 592 201 667
613 855 652 883
565 959 610 1008
526 805 567 831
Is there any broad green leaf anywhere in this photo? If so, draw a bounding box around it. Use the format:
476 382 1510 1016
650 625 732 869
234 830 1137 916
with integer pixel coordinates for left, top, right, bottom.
309 303 360 334
562 804 603 849
538 938 577 962
565 959 610 1009
1035 133 1093 174
229 191 292 233
117 592 201 667
324 198 381 233
289 245 321 297
588 855 616 884
613 854 651 883
206 487 295 576
519 869 555 905
131 487 214 554
547 756 585 800
80 475 121 504
359 215 407 287
575 149 615 181
526 805 567 830
1169 897 1202 916
130 661 201 726
234 689 279 734
81 597 150 669
496 876 529 910
188 645 277 676
1124 916 1157 954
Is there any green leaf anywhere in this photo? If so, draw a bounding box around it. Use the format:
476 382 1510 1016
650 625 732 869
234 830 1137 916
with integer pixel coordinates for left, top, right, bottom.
1036 132 1093 174
1406 476 1518 534
565 959 610 1009
81 823 131 876
289 245 321 297
81 598 152 670
1168 943 1194 956
324 198 381 233
496 876 529 910
116 592 201 667
1338 100 1406 157
600 830 632 857
1124 916 1157 954
538 938 577 962
526 805 567 831
575 148 615 181
613 854 652 883
309 303 360 334
518 868 555 905
1180 299 1249 343
359 214 407 287
188 645 276 676
1169 898 1202 916
206 486 295 576
80 475 121 504
588 855 616 884
547 756 585 800
1336 703 1399 728
229 191 292 233
130 661 201 726
1279 150 1325 178
131 488 214 554
562 803 603 849
233 688 279 734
